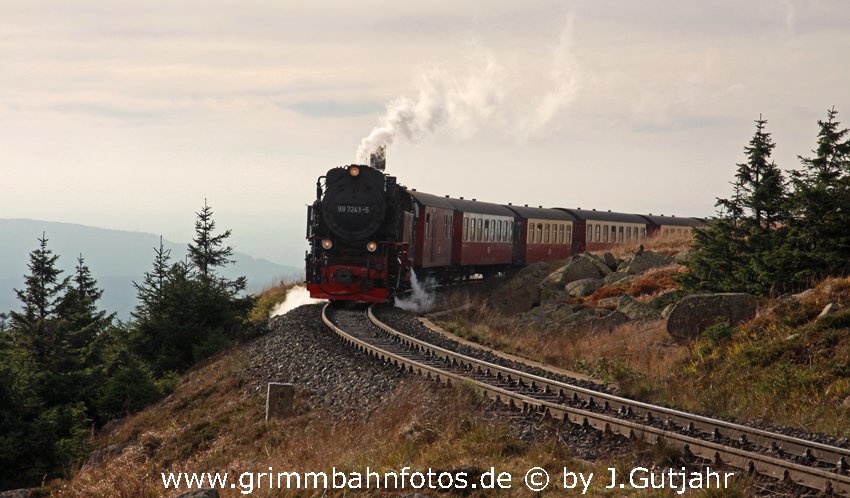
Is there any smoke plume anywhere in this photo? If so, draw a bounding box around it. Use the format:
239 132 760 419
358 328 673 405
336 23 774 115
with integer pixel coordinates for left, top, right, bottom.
356 18 580 163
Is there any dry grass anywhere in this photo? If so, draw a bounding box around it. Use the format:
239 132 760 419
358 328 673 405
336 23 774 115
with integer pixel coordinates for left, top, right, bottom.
52 341 660 497
649 277 850 435
586 266 686 305
437 296 687 392
439 272 850 438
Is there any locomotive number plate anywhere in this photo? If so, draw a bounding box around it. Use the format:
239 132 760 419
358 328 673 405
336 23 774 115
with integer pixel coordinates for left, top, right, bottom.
337 205 371 214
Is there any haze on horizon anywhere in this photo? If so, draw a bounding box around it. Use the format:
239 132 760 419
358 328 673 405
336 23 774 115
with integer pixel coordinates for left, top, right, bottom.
2 1 849 267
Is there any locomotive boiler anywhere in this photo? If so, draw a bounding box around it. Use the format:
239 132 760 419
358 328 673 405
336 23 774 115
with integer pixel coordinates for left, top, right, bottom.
305 151 413 302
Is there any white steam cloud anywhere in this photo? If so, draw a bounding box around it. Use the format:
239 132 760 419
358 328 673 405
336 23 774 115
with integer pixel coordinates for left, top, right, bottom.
271 285 326 317
356 17 580 163
394 271 435 313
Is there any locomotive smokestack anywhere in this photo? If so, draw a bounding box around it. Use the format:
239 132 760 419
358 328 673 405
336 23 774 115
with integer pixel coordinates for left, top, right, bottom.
369 145 386 171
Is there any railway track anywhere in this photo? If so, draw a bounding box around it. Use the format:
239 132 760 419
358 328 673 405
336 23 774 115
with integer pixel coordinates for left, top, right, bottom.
322 303 850 495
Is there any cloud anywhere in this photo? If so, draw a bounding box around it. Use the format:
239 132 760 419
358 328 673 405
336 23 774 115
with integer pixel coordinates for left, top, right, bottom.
284 100 383 118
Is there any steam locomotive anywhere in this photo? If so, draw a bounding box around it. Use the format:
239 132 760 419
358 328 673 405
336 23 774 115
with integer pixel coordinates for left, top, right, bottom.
305 151 704 302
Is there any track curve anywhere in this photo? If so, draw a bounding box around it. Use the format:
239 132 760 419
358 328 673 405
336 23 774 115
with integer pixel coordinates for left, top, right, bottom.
322 303 850 495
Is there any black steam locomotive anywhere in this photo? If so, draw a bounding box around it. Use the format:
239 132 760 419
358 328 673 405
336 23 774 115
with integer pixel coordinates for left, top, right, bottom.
306 150 414 302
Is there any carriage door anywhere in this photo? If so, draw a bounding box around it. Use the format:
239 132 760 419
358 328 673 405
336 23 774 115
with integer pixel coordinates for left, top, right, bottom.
513 220 523 265
429 209 437 262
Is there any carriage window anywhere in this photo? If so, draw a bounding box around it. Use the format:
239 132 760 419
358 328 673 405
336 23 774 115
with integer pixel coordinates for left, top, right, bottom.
594 224 600 242
544 224 550 243
640 227 646 239
587 224 593 242
602 225 608 242
497 220 502 242
463 218 468 241
566 225 572 244
619 226 624 242
508 222 512 241
529 224 535 243
536 224 543 243
559 224 564 244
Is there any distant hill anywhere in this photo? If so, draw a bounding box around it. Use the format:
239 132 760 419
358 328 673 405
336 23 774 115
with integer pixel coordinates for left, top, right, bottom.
0 219 302 320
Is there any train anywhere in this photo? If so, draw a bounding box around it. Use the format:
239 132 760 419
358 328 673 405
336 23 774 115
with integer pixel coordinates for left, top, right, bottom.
305 155 705 302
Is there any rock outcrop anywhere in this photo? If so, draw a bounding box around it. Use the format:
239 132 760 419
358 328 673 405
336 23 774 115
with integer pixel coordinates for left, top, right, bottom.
603 271 631 285
601 252 618 271
816 303 840 321
666 293 757 342
0 490 31 498
616 295 658 320
489 262 550 313
625 251 673 274
537 256 603 301
566 278 603 298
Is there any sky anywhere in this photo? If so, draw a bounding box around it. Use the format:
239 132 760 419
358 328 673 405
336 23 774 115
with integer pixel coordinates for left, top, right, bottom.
2 1 849 267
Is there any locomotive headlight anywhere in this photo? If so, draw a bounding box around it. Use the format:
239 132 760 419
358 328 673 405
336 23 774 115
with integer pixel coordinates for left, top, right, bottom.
366 241 378 253
349 165 360 177
321 239 333 250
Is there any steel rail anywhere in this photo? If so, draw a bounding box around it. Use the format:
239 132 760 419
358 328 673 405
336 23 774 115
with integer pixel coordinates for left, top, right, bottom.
368 306 850 470
320 304 850 495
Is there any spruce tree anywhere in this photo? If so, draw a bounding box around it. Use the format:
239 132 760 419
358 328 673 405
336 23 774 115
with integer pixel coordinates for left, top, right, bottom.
787 107 850 280
684 116 791 294
9 235 70 371
187 199 245 294
57 254 114 360
132 236 172 321
130 205 252 374
736 115 787 231
3 236 92 487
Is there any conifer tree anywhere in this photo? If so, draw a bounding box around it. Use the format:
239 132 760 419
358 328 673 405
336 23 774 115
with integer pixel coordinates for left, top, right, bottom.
787 107 850 280
132 236 172 321
188 199 245 293
130 205 252 374
684 116 791 294
735 115 787 231
57 254 114 360
3 236 92 486
9 235 70 370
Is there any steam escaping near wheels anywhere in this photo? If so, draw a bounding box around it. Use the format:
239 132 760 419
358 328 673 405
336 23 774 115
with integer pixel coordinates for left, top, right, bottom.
394 271 435 313
271 285 327 317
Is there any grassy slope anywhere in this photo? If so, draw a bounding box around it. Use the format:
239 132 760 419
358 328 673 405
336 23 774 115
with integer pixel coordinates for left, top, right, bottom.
438 240 850 438
50 262 843 497
51 339 682 498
